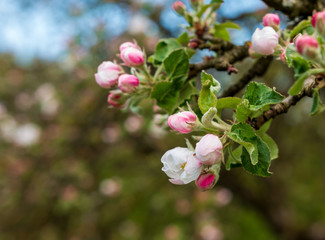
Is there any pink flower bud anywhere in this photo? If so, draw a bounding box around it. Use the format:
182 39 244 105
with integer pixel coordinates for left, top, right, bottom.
120 47 144 67
263 13 280 29
312 12 325 37
118 74 139 93
119 42 141 52
295 35 319 59
107 90 126 108
94 61 121 89
195 134 223 165
251 26 279 55
167 111 197 134
172 1 186 15
195 171 218 191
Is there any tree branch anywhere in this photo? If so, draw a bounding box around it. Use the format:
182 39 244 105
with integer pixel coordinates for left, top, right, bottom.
188 43 249 79
248 76 322 129
219 56 273 98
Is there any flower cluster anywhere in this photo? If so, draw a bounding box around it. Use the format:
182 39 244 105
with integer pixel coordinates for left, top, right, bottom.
161 110 224 191
94 41 145 108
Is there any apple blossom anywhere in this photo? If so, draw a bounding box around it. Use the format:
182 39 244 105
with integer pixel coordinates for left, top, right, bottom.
94 61 121 88
107 90 126 108
312 11 325 37
195 171 218 191
263 13 280 29
295 35 319 59
195 134 223 165
161 147 202 184
118 74 139 93
251 26 279 55
168 111 197 134
119 42 140 52
172 1 186 16
120 47 144 67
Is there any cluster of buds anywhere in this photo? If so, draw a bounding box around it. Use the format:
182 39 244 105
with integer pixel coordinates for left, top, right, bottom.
161 110 225 191
94 41 145 108
251 14 280 56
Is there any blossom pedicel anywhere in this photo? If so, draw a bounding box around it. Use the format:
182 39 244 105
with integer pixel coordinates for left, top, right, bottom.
263 13 280 29
161 147 202 184
167 111 197 134
195 134 223 165
195 171 218 191
118 74 139 93
120 47 144 67
94 61 121 89
312 11 325 37
295 35 319 59
251 26 279 55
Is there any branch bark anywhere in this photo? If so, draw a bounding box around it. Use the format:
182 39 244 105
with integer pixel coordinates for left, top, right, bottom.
219 56 273 98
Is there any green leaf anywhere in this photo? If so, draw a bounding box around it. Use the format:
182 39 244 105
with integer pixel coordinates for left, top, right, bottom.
227 123 258 165
288 69 325 95
176 81 199 106
256 119 272 133
243 82 284 111
163 49 189 84
289 53 310 79
289 20 312 40
310 88 325 116
197 1 223 17
153 38 182 64
216 97 242 111
226 146 242 170
218 21 241 30
151 82 179 113
256 132 278 160
236 99 250 123
212 24 230 41
198 71 218 114
241 136 272 177
177 32 190 46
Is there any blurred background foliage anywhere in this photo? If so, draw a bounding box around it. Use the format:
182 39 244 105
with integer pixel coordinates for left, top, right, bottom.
0 0 325 240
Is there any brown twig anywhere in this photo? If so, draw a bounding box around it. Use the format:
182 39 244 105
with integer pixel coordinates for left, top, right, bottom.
220 56 273 98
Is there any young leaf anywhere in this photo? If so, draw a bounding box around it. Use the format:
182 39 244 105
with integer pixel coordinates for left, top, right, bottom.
163 49 189 83
177 32 190 46
176 81 199 106
241 136 272 177
212 24 230 41
226 146 242 170
154 38 182 64
227 123 258 165
256 132 278 160
289 20 312 40
243 82 284 111
216 97 242 111
198 71 219 114
218 21 241 30
310 88 325 116
151 82 179 113
236 99 250 123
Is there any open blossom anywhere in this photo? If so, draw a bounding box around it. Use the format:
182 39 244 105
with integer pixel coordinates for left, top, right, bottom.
251 26 279 55
107 90 126 108
195 134 223 165
195 171 218 191
168 111 197 134
120 47 144 67
119 42 140 52
161 147 202 184
263 13 280 29
118 74 139 93
295 35 319 59
312 11 325 37
94 61 121 88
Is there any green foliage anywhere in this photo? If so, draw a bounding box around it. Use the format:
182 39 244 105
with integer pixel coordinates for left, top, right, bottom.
198 71 219 114
289 19 312 40
153 38 182 64
211 21 240 41
163 49 189 83
177 32 190 46
288 69 325 95
151 82 179 113
310 88 325 116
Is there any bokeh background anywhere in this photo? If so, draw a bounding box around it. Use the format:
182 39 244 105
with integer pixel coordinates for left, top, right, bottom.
1 0 325 239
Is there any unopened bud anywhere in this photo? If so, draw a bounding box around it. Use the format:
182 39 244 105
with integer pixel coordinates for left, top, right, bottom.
107 90 126 108
295 35 319 59
120 47 144 67
172 1 186 16
195 134 223 165
263 13 280 30
195 171 218 191
312 11 325 38
119 42 141 52
188 39 199 49
251 26 279 55
118 74 139 93
94 61 121 89
167 111 197 134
